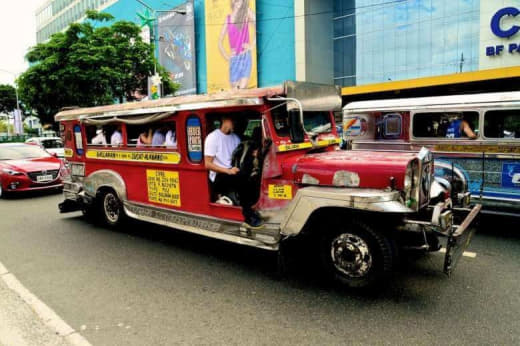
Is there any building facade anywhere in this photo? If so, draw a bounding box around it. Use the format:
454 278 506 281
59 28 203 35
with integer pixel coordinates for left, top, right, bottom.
36 0 520 96
36 0 119 43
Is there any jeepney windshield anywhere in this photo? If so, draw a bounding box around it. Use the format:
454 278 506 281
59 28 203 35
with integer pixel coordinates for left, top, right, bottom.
271 107 332 137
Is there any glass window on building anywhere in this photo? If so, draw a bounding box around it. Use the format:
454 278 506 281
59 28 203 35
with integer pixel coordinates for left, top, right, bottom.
333 0 356 87
484 110 520 139
332 0 481 87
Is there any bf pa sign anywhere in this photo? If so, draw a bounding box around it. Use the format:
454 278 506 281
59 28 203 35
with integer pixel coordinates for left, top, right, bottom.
486 7 520 56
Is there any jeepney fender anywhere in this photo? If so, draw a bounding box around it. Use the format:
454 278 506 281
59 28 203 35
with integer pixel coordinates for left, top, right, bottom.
83 169 128 202
280 186 413 236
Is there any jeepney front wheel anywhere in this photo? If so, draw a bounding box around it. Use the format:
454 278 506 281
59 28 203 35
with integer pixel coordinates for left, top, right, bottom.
320 221 395 289
100 189 126 227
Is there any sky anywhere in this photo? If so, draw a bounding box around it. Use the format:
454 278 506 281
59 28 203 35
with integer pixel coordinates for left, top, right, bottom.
0 0 45 86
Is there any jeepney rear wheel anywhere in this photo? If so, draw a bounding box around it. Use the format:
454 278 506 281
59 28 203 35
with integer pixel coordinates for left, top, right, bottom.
100 190 126 227
320 220 395 289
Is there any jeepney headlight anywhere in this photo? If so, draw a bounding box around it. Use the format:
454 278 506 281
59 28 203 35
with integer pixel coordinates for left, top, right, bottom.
404 159 420 209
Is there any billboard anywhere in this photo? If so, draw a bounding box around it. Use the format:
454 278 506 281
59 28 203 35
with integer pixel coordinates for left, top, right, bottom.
158 1 196 95
204 0 257 93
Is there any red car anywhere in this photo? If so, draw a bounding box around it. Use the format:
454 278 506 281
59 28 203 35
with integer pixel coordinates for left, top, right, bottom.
0 143 66 197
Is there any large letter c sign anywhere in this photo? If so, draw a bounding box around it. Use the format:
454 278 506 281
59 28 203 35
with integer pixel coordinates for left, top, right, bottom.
491 7 520 38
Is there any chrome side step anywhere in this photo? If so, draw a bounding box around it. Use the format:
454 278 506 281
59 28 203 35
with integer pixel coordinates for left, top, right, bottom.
124 201 280 251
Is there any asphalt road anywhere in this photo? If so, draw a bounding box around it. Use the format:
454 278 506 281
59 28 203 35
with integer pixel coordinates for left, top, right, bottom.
0 191 519 345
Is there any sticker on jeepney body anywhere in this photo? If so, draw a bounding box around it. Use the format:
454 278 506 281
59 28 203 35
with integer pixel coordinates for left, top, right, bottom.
146 170 181 207
268 184 292 199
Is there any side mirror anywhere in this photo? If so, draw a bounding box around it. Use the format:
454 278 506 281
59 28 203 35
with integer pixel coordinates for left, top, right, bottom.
288 109 305 143
51 152 58 158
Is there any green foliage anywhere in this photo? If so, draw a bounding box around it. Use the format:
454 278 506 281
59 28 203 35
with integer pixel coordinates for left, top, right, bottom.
0 84 17 114
18 11 178 125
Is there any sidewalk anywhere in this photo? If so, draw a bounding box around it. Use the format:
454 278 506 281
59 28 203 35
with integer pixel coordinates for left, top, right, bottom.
0 263 89 346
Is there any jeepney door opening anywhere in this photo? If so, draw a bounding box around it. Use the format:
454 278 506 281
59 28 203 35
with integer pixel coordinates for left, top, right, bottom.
205 111 264 207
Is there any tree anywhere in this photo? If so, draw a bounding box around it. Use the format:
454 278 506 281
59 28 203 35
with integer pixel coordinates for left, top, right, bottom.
18 11 177 125
0 84 17 114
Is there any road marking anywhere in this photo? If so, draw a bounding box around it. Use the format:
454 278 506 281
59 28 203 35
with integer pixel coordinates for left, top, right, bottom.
0 261 92 346
439 248 477 258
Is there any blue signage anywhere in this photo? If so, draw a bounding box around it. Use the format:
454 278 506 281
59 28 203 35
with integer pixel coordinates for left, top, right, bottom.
486 7 520 57
491 7 520 38
502 163 520 189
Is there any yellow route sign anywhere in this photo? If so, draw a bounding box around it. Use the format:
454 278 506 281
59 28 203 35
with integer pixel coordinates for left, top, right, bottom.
86 150 181 164
146 170 181 207
268 184 292 200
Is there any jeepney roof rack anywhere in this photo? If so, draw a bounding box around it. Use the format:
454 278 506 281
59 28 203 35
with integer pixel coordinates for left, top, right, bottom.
54 81 343 122
54 85 286 122
343 91 520 113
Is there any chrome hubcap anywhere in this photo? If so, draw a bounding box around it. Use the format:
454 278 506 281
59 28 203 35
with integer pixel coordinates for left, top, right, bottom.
103 193 120 223
331 233 372 278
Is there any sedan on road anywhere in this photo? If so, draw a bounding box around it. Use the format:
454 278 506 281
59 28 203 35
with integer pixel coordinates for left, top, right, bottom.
25 137 65 159
0 143 65 197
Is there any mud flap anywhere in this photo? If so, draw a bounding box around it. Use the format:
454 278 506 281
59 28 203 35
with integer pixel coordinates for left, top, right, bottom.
443 204 482 276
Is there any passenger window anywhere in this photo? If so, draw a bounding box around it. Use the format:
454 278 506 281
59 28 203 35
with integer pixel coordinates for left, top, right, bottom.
413 112 479 139
126 122 177 149
86 125 123 146
484 110 520 139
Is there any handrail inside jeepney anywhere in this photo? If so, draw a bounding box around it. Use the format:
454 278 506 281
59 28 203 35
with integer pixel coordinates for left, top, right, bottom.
267 96 319 146
81 111 176 125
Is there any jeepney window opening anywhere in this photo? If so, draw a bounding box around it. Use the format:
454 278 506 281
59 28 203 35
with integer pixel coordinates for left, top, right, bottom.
85 124 123 147
126 121 177 149
483 109 520 139
412 111 479 139
270 106 333 138
206 110 262 141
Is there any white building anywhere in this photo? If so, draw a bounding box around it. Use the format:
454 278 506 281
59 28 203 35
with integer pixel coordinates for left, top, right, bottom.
36 0 119 43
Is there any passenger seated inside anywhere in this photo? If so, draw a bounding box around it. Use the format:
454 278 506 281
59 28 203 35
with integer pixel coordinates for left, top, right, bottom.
165 124 177 149
91 128 107 145
445 114 477 139
110 126 123 146
152 126 168 146
137 128 153 147
204 115 264 229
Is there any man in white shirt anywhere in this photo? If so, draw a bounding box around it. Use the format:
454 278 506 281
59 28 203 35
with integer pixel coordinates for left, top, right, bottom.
110 127 123 146
91 129 107 145
204 115 263 228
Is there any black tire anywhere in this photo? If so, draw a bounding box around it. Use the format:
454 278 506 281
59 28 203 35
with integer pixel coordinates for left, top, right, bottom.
81 203 98 222
319 220 395 289
99 189 126 228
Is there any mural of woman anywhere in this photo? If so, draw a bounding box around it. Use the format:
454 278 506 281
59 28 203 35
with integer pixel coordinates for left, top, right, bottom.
218 0 256 89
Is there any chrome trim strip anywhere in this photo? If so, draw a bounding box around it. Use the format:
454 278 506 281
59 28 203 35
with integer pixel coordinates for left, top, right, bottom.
123 201 280 251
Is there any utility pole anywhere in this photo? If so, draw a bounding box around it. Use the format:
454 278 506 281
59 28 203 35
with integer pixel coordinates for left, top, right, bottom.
459 53 465 73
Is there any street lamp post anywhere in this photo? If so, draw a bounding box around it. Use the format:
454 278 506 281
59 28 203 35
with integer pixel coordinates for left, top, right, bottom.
0 69 22 137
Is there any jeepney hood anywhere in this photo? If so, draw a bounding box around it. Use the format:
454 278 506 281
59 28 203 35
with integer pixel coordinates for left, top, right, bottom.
291 150 417 189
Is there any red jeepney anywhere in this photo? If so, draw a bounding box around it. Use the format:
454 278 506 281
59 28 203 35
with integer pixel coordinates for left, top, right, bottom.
56 81 480 289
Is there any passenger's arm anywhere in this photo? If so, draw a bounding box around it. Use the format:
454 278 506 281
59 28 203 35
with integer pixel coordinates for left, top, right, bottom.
204 156 239 175
462 120 477 139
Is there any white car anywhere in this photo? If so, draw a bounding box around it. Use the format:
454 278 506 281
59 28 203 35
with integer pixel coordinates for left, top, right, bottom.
25 137 65 159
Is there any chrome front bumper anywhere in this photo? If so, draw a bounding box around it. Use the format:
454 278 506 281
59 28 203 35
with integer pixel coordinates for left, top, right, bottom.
403 202 482 276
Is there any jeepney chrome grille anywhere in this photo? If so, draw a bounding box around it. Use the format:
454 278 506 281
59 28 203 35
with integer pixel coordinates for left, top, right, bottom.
27 169 59 182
